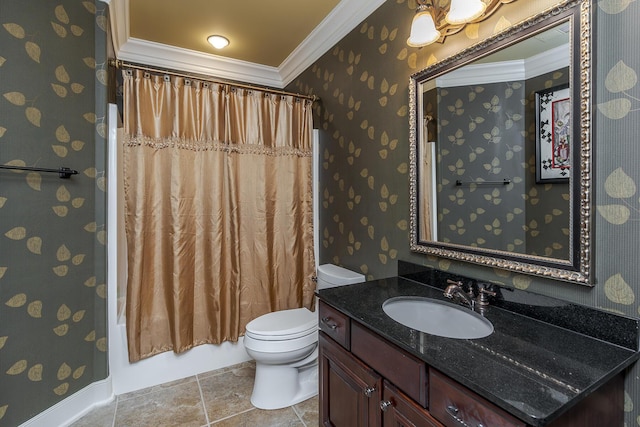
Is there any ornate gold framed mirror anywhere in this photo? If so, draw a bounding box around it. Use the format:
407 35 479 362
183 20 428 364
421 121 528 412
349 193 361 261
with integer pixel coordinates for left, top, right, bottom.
409 0 593 285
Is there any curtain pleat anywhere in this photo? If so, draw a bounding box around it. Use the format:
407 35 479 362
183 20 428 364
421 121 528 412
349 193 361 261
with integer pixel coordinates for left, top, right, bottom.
122 69 315 362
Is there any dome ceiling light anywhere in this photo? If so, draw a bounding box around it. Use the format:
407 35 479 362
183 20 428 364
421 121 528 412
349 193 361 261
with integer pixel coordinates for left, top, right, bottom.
207 35 230 50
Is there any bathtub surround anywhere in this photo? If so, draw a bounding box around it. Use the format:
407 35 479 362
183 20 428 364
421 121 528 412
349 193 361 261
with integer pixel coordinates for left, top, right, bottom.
121 69 316 362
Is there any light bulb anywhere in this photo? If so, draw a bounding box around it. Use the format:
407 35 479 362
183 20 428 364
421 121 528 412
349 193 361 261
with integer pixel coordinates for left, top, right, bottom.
207 35 230 50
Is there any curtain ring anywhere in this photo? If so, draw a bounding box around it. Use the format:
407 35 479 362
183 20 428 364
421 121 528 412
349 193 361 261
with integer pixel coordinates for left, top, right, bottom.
163 74 170 82
143 72 151 79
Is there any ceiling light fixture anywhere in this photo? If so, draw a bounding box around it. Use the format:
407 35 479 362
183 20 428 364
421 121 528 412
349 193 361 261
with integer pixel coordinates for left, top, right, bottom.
408 0 504 48
207 35 230 50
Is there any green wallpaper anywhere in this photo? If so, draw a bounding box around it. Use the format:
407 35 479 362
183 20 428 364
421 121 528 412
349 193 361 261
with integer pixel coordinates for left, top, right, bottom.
288 0 640 423
0 1 108 426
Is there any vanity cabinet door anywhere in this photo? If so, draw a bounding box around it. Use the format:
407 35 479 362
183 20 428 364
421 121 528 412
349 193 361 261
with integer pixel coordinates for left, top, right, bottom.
381 380 444 427
320 332 383 427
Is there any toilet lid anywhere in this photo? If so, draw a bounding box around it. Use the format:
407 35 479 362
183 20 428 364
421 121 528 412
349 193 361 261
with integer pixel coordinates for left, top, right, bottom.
245 308 317 340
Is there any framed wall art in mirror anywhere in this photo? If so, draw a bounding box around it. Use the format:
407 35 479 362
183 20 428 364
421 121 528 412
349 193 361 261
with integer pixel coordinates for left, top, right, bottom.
409 0 593 285
535 84 571 183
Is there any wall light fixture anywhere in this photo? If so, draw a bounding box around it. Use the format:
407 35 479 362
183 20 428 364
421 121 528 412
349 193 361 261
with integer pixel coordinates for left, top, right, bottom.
407 0 516 48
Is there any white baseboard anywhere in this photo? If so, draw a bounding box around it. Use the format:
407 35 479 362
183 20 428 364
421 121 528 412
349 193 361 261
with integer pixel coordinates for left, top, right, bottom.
19 377 114 427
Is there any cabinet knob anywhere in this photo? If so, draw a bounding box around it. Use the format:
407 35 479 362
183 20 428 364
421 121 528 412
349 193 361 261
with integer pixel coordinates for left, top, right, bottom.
380 400 393 412
363 386 376 398
447 404 476 427
321 317 338 330
446 404 459 415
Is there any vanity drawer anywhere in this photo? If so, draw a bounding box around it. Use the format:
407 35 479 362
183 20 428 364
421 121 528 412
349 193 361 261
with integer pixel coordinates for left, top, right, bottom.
318 301 351 350
429 369 525 427
351 321 428 407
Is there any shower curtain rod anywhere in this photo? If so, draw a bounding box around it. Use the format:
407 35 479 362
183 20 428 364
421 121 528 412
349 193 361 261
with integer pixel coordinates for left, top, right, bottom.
109 59 319 102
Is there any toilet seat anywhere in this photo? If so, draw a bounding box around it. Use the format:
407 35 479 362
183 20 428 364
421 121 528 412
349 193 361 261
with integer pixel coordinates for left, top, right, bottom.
245 307 317 341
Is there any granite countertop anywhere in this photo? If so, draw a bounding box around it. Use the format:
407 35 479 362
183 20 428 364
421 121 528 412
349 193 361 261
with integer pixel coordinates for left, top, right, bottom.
317 273 640 426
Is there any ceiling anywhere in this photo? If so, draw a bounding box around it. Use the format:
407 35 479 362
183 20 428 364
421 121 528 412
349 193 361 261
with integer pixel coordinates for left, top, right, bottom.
108 0 387 88
129 0 341 68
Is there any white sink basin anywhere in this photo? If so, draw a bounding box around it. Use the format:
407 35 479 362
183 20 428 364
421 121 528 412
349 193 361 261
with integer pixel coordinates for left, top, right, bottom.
382 296 493 339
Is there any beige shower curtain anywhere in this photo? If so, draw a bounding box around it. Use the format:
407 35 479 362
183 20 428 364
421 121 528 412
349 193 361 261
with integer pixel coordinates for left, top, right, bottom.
121 69 316 362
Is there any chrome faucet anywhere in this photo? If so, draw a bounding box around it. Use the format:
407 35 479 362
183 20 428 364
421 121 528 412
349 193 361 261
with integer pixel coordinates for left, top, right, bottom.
443 280 475 310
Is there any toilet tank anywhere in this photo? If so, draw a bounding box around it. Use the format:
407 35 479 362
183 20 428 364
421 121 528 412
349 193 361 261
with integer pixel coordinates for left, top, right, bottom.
317 264 365 289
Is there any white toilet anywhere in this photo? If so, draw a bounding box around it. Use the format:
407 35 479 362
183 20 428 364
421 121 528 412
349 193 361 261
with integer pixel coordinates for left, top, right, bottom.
243 263 365 410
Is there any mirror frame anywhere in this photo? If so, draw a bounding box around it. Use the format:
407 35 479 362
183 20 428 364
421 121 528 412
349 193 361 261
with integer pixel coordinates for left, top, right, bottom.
409 0 594 285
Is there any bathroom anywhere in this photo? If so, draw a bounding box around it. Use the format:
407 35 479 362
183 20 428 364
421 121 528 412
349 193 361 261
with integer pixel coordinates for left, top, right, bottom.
1 0 640 426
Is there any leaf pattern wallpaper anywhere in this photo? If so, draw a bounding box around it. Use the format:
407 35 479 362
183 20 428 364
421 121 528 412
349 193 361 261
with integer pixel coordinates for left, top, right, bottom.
0 1 107 426
435 81 529 252
427 69 570 258
288 0 640 423
3 0 640 425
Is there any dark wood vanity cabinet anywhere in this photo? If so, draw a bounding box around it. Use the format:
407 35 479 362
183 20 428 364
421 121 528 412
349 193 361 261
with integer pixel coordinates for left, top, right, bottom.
319 332 382 427
318 300 626 427
320 300 436 427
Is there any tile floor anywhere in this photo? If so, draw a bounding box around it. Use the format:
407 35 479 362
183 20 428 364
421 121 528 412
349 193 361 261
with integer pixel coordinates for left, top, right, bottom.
70 361 319 427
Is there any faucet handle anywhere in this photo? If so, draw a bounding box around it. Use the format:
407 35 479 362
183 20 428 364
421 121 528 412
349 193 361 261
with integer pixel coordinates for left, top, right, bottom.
446 279 463 287
478 282 496 295
476 283 496 308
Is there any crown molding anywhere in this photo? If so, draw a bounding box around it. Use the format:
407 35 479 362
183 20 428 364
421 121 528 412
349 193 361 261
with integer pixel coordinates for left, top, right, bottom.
117 38 285 88
102 0 127 54
524 44 570 80
436 60 526 87
435 43 570 88
278 0 387 87
107 0 386 88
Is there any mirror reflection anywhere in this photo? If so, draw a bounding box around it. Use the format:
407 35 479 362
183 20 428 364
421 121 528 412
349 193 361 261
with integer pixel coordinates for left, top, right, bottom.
409 0 593 285
418 23 571 259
